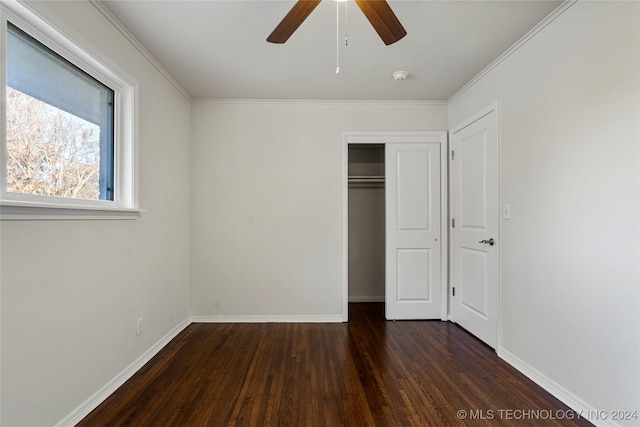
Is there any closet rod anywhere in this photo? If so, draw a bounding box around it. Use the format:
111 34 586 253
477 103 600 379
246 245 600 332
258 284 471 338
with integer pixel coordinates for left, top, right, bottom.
348 175 385 181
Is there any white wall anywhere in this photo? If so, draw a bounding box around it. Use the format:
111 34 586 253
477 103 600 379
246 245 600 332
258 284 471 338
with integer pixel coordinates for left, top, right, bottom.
3 1 638 425
191 101 447 318
0 2 192 426
449 1 639 420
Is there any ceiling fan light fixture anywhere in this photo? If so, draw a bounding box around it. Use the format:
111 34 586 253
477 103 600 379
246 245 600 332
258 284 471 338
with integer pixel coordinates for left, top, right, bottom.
393 70 408 81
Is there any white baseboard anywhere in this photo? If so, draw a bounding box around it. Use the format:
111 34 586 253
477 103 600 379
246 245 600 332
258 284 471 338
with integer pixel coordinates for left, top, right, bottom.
348 296 385 303
58 319 616 427
191 314 344 323
498 347 621 427
55 313 345 425
55 318 192 427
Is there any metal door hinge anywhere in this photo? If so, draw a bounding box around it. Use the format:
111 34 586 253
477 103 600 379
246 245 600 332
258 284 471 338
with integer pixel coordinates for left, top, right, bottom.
452 287 456 296
451 151 455 160
452 218 455 228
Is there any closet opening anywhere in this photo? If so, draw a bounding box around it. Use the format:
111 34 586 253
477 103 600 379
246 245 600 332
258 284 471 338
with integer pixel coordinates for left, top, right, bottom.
343 131 447 322
347 144 385 312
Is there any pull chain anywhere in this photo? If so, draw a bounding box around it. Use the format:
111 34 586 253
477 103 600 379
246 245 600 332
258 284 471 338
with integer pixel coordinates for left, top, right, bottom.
336 1 349 74
345 0 348 47
336 1 340 73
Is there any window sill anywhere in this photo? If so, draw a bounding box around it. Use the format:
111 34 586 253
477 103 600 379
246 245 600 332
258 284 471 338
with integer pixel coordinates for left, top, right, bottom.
0 200 143 221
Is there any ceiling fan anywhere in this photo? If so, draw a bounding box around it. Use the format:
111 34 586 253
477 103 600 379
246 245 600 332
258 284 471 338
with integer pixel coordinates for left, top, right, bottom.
267 0 407 46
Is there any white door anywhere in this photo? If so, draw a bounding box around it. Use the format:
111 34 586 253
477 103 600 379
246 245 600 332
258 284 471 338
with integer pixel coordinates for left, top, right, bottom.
385 143 441 320
450 109 498 348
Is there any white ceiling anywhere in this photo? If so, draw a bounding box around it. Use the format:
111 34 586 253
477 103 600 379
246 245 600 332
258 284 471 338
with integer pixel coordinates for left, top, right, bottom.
100 0 562 101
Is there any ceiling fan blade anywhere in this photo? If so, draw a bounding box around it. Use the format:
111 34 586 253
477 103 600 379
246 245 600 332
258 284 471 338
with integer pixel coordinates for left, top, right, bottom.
267 0 323 44
354 0 407 45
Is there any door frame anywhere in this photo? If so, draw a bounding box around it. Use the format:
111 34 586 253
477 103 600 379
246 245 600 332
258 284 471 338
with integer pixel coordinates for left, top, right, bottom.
448 102 501 350
342 131 449 321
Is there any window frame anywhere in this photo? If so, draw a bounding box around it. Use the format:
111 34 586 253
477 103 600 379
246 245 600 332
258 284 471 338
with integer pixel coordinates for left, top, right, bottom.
1 1 140 220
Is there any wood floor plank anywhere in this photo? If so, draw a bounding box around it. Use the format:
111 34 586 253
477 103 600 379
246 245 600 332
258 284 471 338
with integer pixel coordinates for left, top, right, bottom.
78 304 593 426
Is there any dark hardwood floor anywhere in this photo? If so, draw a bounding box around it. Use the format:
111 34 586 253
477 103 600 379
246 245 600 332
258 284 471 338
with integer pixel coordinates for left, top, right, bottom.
78 303 592 426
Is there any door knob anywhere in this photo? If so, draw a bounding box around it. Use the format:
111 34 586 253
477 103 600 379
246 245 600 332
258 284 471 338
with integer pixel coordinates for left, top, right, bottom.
479 238 495 246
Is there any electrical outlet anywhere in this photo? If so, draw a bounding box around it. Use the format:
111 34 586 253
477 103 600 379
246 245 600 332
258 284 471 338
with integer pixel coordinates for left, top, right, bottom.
137 317 143 336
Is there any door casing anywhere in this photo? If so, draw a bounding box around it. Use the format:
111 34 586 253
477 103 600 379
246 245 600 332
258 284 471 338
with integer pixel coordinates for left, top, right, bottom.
342 131 448 321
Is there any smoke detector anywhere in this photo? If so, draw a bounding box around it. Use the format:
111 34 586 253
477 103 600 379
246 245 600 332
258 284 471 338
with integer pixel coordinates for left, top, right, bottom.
393 70 408 81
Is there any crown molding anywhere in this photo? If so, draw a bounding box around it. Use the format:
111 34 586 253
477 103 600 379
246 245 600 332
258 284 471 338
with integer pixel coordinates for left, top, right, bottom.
191 98 448 105
90 0 192 102
448 0 576 104
86 0 575 106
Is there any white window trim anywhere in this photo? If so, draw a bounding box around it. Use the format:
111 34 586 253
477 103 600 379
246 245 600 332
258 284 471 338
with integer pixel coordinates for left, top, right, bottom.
0 0 140 220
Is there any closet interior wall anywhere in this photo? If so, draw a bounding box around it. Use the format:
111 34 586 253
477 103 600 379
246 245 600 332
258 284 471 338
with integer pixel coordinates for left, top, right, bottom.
348 144 385 302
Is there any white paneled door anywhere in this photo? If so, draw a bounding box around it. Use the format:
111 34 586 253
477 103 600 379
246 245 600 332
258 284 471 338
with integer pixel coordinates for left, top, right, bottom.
385 143 441 320
450 108 498 348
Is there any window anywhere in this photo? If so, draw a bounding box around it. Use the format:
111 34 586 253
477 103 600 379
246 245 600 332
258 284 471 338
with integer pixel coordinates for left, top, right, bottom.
1 3 138 219
6 23 115 201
